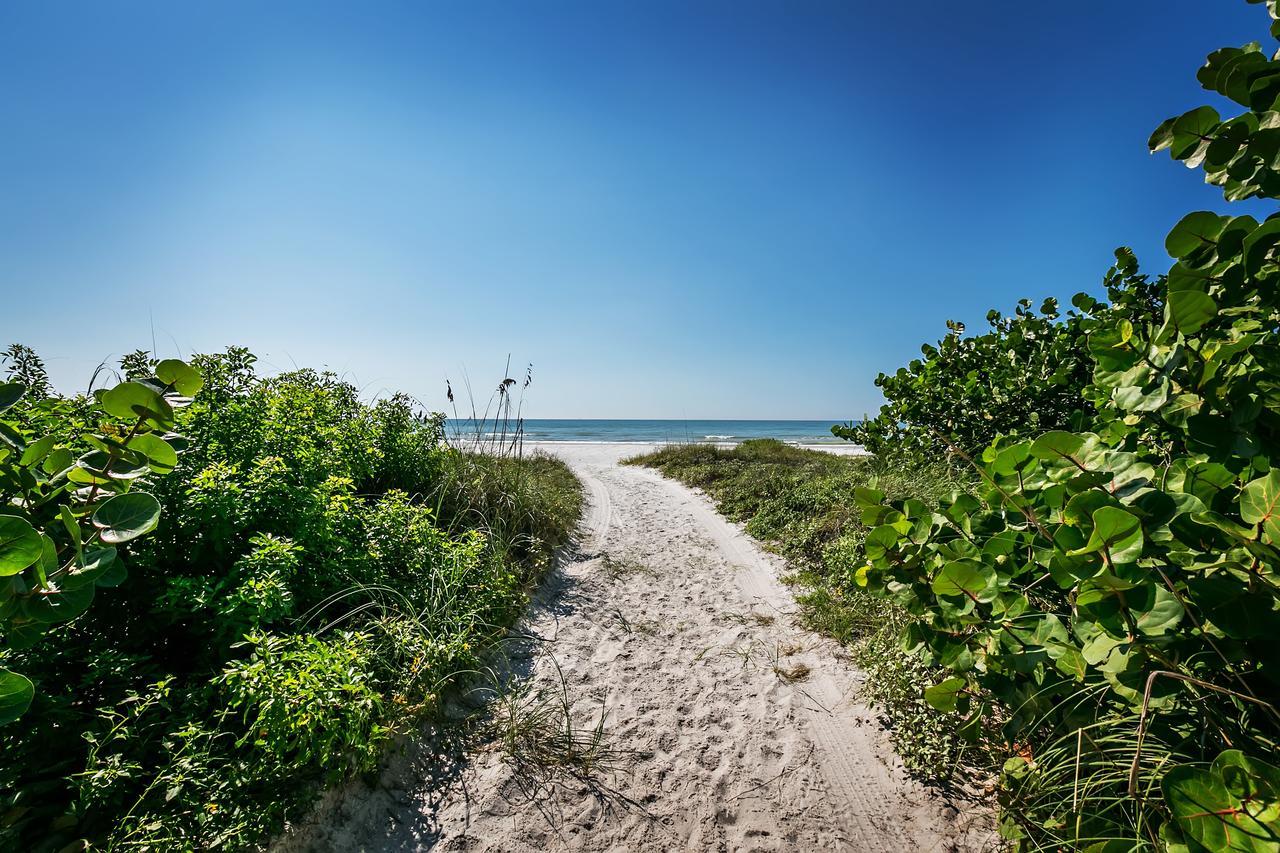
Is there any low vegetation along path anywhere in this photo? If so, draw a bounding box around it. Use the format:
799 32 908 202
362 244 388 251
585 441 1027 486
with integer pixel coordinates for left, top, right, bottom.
307 443 985 852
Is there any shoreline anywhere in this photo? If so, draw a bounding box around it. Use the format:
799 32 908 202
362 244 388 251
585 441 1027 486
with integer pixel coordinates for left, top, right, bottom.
455 439 870 456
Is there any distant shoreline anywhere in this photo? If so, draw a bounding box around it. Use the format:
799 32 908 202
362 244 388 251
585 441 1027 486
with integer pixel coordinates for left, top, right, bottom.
519 440 869 456
446 418 858 447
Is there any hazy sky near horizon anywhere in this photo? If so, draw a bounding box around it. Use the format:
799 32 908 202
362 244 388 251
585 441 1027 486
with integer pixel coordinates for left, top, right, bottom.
0 1 1269 419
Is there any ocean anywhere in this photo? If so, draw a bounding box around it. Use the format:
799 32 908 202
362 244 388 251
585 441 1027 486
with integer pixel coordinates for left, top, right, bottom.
448 419 853 445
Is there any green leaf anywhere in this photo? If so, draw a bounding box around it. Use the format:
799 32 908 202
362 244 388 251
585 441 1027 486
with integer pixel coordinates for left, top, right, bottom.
923 677 966 713
18 435 55 467
864 524 902 563
1070 506 1145 565
0 383 25 413
1169 107 1221 162
61 547 117 591
852 486 885 509
1241 470 1280 543
22 581 94 624
1164 752 1280 852
931 560 998 603
60 506 81 548
155 359 203 396
0 669 33 725
1137 585 1185 636
1150 116 1177 152
1167 289 1218 335
0 516 42 577
92 493 161 544
1165 211 1226 260
1030 431 1089 466
127 433 178 475
1243 217 1280 275
99 381 174 427
43 447 73 476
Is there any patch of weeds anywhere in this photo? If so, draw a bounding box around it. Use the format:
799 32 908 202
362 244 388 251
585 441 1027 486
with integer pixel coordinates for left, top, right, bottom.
773 662 811 683
606 608 659 637
598 554 656 581
481 657 635 793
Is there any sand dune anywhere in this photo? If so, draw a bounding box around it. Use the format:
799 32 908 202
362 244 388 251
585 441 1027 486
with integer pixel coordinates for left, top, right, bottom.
284 442 988 852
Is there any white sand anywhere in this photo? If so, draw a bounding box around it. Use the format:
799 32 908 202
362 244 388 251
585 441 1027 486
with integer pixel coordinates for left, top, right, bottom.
280 442 989 852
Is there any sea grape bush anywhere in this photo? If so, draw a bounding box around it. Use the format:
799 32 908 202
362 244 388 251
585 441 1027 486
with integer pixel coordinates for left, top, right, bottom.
852 4 1280 848
836 301 1096 461
837 266 1164 463
0 358 201 724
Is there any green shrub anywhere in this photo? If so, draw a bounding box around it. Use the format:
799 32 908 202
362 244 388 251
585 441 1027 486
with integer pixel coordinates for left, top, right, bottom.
838 274 1163 464
0 348 582 851
221 631 387 777
853 5 1280 847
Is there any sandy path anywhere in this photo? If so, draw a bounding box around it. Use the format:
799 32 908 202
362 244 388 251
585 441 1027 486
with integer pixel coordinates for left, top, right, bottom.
287 442 988 852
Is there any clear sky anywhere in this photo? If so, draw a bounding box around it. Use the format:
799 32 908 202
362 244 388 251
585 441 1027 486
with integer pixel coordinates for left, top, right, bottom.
0 1 1269 419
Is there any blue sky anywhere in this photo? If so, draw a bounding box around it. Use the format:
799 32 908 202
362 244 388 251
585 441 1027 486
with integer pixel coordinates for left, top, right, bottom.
0 1 1269 418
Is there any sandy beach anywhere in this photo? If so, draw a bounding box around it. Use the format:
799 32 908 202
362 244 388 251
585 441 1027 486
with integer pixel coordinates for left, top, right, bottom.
284 442 987 852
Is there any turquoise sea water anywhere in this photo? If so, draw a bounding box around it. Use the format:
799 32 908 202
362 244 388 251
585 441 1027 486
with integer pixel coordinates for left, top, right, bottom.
450 419 853 445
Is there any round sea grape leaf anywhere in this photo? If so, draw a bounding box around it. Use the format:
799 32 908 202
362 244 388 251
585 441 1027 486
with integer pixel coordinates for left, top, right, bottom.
1240 470 1280 543
852 486 885 510
0 382 25 414
1046 643 1087 681
1162 394 1204 428
42 446 73 476
0 669 33 725
18 435 55 468
991 442 1035 476
1064 490 1120 528
1170 107 1221 160
931 560 998 603
1249 67 1280 113
0 422 25 454
1029 431 1089 466
92 493 161 544
1164 756 1280 852
60 547 117 591
1213 749 1280 809
923 677 966 713
1113 380 1171 413
154 359 203 395
1170 460 1236 507
99 382 174 427
1069 506 1144 565
1150 116 1177 152
4 621 46 650
1165 211 1227 259
1194 510 1257 541
0 516 42 577
1136 585 1184 636
1243 217 1280 274
68 464 115 487
126 433 178 475
22 580 94 624
863 524 901 563
1194 573 1277 640
95 557 127 588
1166 289 1219 335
